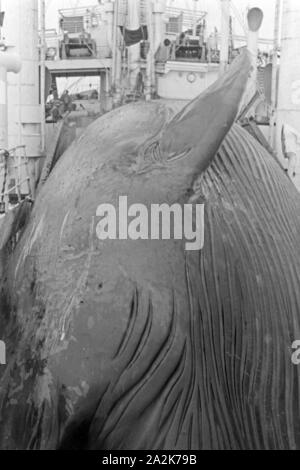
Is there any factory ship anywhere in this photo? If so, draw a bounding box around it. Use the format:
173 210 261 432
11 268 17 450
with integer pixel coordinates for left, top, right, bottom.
0 0 299 217
1 1 300 452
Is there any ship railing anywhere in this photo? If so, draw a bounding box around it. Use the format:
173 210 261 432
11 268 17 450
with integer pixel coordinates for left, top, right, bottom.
58 5 103 29
58 5 103 18
44 28 59 38
165 6 207 33
0 145 32 214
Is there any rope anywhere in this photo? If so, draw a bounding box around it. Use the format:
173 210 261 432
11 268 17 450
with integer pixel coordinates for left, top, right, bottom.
0 149 9 213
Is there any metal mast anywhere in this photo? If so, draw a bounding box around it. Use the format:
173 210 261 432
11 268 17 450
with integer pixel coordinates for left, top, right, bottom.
219 0 230 76
269 0 281 148
39 0 46 154
145 0 154 101
127 0 141 92
112 0 121 105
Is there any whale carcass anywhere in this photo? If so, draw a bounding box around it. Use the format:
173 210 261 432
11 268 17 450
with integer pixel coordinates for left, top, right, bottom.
0 51 300 450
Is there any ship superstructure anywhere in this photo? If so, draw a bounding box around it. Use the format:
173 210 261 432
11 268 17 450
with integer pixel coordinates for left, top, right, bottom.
0 0 300 214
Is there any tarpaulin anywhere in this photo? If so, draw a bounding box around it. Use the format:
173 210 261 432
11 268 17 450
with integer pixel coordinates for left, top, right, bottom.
119 25 148 47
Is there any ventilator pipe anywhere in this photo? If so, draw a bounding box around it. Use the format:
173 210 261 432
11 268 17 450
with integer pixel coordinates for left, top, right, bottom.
247 7 263 76
237 7 263 116
0 48 21 150
0 49 21 73
240 7 263 111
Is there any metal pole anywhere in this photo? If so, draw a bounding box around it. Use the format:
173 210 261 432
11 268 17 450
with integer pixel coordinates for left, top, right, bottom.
0 64 8 150
146 0 154 101
128 0 140 92
152 0 166 54
0 47 21 152
111 0 118 87
40 0 46 154
112 0 121 105
219 0 230 76
193 0 198 36
269 0 281 147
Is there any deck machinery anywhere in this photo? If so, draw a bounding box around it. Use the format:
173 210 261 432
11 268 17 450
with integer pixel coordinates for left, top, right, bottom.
59 9 97 59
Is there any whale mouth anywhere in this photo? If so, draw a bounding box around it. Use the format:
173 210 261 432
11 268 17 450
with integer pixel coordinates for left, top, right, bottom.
168 148 192 163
